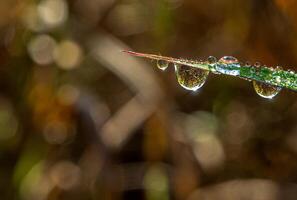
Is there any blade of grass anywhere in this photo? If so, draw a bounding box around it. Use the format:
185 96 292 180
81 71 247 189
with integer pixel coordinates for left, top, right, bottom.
123 50 297 92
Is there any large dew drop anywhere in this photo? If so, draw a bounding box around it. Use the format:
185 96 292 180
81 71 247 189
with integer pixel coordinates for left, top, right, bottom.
174 64 209 91
252 81 282 99
217 56 240 76
157 60 169 71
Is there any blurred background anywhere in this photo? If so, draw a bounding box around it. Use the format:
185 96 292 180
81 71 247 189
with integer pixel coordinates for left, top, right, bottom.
1 0 297 199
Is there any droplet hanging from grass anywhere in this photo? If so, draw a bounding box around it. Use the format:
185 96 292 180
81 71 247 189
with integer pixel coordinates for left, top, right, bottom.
157 60 169 71
175 64 209 91
252 81 282 99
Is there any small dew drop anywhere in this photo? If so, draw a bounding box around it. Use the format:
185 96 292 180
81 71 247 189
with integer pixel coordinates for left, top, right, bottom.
175 64 209 91
253 81 281 99
254 62 261 68
157 60 169 71
276 66 283 70
207 56 217 64
219 56 239 64
245 61 251 67
207 56 219 74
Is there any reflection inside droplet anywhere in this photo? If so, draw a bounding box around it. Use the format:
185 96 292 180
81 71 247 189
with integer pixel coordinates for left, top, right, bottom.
252 81 281 99
175 64 209 91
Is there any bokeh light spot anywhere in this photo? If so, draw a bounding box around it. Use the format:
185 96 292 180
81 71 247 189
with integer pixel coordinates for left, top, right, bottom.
54 40 83 70
28 34 56 65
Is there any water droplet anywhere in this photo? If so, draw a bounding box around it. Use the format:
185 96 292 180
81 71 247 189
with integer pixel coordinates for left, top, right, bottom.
207 56 219 74
175 64 209 91
253 81 281 99
245 61 251 67
254 62 261 68
157 60 169 71
219 56 239 64
207 56 217 64
217 56 240 75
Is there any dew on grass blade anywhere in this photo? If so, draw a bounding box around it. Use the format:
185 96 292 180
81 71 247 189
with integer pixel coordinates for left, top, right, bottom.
207 56 217 64
207 56 220 74
252 81 282 99
216 56 240 75
254 62 261 68
174 64 209 91
156 60 169 71
219 56 239 64
245 61 251 67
